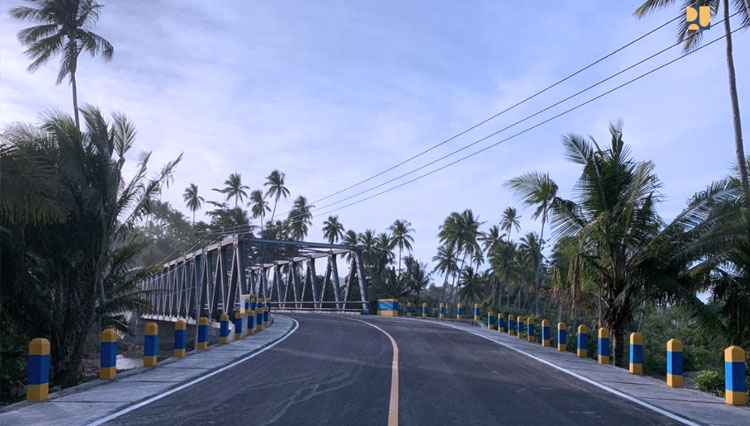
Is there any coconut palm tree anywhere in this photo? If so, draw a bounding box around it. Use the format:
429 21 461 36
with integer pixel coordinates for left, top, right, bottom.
375 232 395 269
480 225 504 255
403 256 431 301
488 240 519 308
500 207 521 241
183 183 204 225
433 243 459 303
248 189 270 229
214 173 249 209
458 266 485 304
506 171 558 315
635 0 750 192
264 170 289 222
287 195 313 240
438 210 483 302
11 0 114 131
343 229 358 246
389 219 415 276
322 215 345 244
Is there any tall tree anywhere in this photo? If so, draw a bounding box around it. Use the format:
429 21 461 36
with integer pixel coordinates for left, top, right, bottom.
249 189 270 229
500 206 521 241
214 172 249 209
480 225 504 255
264 170 289 222
402 256 431 301
432 243 458 303
458 266 485 304
287 195 313 240
11 0 114 130
322 215 345 244
506 171 558 315
183 183 204 225
389 219 415 276
635 0 749 192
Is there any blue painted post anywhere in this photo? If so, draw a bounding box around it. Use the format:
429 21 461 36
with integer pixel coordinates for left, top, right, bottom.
456 303 464 320
198 316 209 350
439 303 446 320
527 317 536 343
629 332 643 375
219 314 230 344
558 322 567 351
666 339 683 387
508 314 516 336
174 320 187 358
498 313 505 333
244 297 251 336
247 306 255 336
473 303 480 321
100 329 117 379
255 308 263 333
422 302 428 319
234 312 243 340
541 320 551 347
144 322 158 367
406 302 414 317
598 327 610 364
576 325 588 358
263 299 270 328
26 338 50 402
487 311 496 330
724 346 747 406
251 294 257 310
517 316 526 339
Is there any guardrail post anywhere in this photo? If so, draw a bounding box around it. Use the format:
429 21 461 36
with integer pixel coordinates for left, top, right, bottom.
250 294 257 310
220 314 230 344
474 303 480 321
488 310 496 330
174 320 187 358
508 314 516 336
247 306 255 336
255 308 263 333
498 313 505 333
666 338 683 388
527 317 536 342
629 332 643 374
439 302 446 320
557 322 567 351
517 316 526 339
598 327 610 364
576 325 588 358
26 338 50 402
244 297 251 336
198 316 209 350
144 322 158 367
541 320 550 347
234 312 244 340
456 303 464 320
100 329 117 380
422 302 428 318
406 302 414 317
724 346 747 406
263 299 270 328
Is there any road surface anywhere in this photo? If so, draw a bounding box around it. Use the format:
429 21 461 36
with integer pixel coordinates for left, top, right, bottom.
107 314 681 425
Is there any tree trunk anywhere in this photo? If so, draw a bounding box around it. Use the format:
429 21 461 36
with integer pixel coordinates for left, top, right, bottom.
611 323 626 368
71 70 80 131
724 0 749 192
533 210 547 316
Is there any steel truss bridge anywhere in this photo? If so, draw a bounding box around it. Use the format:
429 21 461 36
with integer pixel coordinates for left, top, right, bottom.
140 236 370 321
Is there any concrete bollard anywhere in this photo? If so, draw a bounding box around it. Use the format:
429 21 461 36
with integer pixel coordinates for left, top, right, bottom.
439 303 446 320
198 316 209 350
26 338 50 402
498 313 505 333
517 316 526 339
474 303 480 321
456 303 464 320
527 317 536 343
234 312 244 340
598 327 610 364
250 294 257 310
724 346 747 406
247 307 255 336
508 314 516 336
255 308 263 333
629 332 643 375
422 302 428 318
174 320 187 358
244 298 251 336
558 322 567 351
541 320 551 347
406 302 414 317
576 325 588 358
666 339 683 388
144 322 158 367
100 329 118 380
220 314 230 344
488 311 497 330
264 298 270 328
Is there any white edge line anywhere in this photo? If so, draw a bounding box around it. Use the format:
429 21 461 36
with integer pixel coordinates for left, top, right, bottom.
86 316 300 426
434 321 700 426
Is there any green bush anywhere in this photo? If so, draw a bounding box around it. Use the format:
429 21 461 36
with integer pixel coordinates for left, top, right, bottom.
693 370 724 396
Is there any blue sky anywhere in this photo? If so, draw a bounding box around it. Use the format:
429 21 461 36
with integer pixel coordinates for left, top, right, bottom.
1 0 748 280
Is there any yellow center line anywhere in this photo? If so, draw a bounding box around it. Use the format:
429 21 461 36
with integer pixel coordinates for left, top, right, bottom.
353 319 399 426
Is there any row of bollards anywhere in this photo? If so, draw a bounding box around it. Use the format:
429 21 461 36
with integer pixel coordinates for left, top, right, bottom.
25 296 272 402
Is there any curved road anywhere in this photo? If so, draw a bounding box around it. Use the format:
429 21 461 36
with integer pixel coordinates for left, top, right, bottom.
108 314 681 425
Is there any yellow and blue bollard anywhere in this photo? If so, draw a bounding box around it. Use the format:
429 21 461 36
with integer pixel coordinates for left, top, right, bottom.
498 313 505 333
219 314 230 344
598 327 610 364
244 298 251 336
264 298 270 328
558 322 567 351
26 338 50 402
666 338 683 387
439 303 446 319
527 317 536 343
250 294 257 310
541 320 551 347
174 320 187 358
247 306 255 336
456 303 464 320
474 303 480 321
256 308 263 332
198 316 209 350
488 311 497 330
144 322 158 367
629 332 643 375
517 316 526 339
100 329 118 379
406 302 414 317
422 302 428 318
508 314 516 336
234 312 244 340
576 325 588 357
724 346 747 406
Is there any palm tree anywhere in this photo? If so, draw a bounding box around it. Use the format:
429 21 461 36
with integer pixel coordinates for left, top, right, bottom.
480 225 504 255
506 171 558 315
488 240 519 308
358 229 378 272
438 210 483 302
11 0 114 131
389 219 415 276
264 170 289 222
375 232 395 268
635 0 749 192
433 244 459 302
287 195 313 240
500 207 521 241
322 215 345 244
248 189 270 229
343 229 358 245
458 266 485 304
183 183 204 225
214 173 249 209
402 256 431 301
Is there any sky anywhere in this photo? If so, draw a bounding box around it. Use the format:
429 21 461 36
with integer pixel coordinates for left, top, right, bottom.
1 0 748 283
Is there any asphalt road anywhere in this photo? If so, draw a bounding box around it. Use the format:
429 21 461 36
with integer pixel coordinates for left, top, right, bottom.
108 314 681 425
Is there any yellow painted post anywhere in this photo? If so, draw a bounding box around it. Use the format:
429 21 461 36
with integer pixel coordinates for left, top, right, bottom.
422 302 428 318
456 303 464 320
487 310 496 330
598 327 610 365
174 320 187 358
541 320 551 347
629 332 643 375
26 338 50 402
557 322 567 351
100 329 118 379
497 313 505 333
666 339 683 388
234 312 244 340
527 317 536 342
576 325 588 357
144 322 158 367
263 298 270 328
724 346 747 406
473 303 480 321
255 308 263 333
508 314 516 336
406 302 413 317
197 316 209 350
517 316 525 339
219 314 230 344
439 302 446 319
